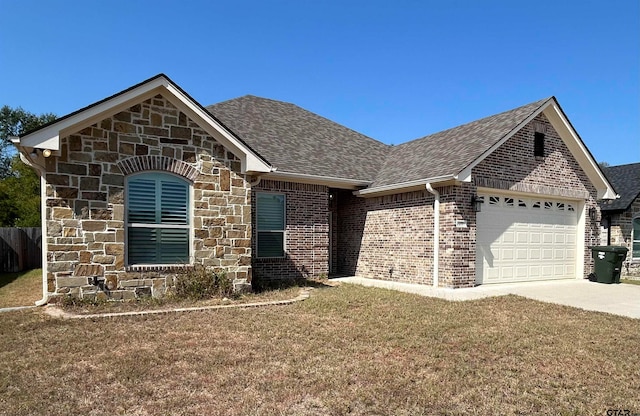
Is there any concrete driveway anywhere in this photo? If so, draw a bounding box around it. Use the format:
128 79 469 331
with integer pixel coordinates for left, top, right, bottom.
333 277 640 319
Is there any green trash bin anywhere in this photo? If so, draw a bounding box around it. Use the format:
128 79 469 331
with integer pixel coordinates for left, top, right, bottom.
590 246 628 284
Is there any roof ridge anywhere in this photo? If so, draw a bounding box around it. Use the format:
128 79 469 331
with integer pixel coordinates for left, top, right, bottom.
605 162 640 169
397 97 552 147
208 94 391 153
370 97 553 187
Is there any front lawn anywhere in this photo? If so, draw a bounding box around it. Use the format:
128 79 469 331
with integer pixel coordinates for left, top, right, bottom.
1 284 638 415
0 268 41 308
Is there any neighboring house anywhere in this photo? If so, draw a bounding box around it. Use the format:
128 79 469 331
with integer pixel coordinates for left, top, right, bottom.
11 74 616 303
600 163 640 270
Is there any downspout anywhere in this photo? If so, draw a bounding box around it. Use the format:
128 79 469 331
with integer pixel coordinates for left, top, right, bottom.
35 169 48 306
17 151 49 306
425 183 439 288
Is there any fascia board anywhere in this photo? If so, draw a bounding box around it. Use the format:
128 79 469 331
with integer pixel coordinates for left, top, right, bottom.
17 75 271 175
355 175 456 197
20 78 169 150
163 83 271 174
542 103 617 200
457 98 553 178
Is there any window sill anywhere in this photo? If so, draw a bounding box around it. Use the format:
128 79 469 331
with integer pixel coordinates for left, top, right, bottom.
126 264 193 272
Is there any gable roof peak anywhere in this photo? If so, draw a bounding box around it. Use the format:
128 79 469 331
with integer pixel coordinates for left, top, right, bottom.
370 97 554 188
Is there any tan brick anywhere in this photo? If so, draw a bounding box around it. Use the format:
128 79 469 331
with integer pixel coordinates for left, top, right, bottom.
105 243 124 255
82 221 106 231
52 207 73 220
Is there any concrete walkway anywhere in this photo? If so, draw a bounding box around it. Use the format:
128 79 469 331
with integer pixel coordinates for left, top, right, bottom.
333 277 640 319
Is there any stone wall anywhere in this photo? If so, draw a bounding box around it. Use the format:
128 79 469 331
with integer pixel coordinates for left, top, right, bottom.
251 180 329 282
45 94 251 300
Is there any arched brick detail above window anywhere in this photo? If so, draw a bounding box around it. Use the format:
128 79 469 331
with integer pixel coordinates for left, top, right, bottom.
117 156 199 181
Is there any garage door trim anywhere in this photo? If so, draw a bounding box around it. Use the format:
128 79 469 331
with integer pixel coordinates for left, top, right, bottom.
475 189 585 285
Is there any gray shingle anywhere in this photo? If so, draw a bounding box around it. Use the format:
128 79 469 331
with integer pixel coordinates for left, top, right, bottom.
601 163 640 211
207 96 389 181
207 95 554 189
371 98 552 187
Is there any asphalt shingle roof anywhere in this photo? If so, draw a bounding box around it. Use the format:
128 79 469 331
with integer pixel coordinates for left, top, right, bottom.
601 163 640 211
371 98 552 187
207 96 389 181
208 95 553 188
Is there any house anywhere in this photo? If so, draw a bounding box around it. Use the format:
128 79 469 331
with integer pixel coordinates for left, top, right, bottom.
11 74 616 303
600 162 640 272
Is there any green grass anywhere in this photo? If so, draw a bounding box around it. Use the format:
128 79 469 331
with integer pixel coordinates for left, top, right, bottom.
0 268 41 308
621 278 640 285
1 283 639 415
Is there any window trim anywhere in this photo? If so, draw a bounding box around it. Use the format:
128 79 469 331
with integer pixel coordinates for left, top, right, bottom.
256 191 286 259
125 171 193 267
632 216 640 261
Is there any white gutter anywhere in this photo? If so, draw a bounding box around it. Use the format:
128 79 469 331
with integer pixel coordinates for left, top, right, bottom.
355 175 455 197
35 167 48 306
425 183 439 288
12 141 49 306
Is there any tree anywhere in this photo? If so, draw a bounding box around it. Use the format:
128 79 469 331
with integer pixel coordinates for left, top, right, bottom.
0 106 57 226
599 161 610 168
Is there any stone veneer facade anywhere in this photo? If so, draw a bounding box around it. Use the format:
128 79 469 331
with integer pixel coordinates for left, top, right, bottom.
45 94 251 300
337 114 601 288
251 180 329 282
40 96 605 295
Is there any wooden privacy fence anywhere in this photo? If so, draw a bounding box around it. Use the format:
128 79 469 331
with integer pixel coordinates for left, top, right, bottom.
0 227 42 273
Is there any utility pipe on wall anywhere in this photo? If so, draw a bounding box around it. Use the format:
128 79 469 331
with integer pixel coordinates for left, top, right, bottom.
425 183 439 288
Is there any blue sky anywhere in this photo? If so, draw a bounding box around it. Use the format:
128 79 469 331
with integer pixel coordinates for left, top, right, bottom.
0 0 638 165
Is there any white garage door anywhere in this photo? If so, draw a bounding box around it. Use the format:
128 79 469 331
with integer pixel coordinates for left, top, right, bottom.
476 193 578 284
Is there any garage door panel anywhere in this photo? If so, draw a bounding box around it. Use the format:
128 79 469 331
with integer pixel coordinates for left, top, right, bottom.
502 231 515 243
476 193 578 284
502 248 514 260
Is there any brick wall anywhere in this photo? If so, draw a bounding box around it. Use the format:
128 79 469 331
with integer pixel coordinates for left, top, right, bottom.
251 180 329 281
337 113 601 288
45 94 251 300
472 113 601 282
606 196 640 271
337 190 435 284
437 184 476 288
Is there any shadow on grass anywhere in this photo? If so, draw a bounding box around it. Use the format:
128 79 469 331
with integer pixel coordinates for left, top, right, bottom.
0 272 22 290
252 277 335 293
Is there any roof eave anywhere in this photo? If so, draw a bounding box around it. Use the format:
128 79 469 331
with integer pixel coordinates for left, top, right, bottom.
542 100 617 200
14 75 272 175
262 171 372 190
355 175 458 197
454 97 617 201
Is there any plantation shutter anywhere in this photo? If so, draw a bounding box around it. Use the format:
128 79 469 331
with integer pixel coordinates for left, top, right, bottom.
257 194 285 231
633 218 640 259
127 173 190 265
256 193 285 258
